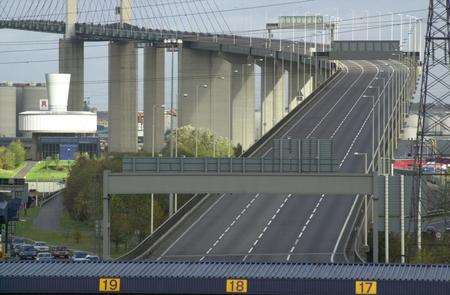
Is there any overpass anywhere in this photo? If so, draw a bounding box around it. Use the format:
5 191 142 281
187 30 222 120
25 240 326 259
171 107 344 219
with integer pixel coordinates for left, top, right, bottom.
113 57 417 263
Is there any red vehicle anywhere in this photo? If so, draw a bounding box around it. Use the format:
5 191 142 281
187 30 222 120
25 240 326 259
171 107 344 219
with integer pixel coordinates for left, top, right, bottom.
52 246 70 259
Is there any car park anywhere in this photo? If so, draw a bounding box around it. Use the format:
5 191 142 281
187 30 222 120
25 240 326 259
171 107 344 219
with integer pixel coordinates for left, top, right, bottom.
52 246 70 259
18 245 37 260
33 241 50 252
36 252 54 262
72 251 88 262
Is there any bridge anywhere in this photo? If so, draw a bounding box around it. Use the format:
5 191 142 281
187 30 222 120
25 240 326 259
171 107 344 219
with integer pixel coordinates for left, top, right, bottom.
0 0 428 294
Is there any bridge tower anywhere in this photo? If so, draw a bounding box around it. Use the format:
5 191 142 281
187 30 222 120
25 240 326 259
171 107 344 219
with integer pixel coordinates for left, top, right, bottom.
59 0 84 111
108 0 138 153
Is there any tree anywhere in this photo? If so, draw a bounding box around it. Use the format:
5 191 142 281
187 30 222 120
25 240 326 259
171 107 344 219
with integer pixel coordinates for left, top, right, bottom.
8 141 26 167
0 147 15 170
161 125 237 157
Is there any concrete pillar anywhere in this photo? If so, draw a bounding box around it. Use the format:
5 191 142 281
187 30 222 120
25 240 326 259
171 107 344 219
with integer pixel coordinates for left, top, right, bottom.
65 0 77 38
178 48 230 137
59 39 84 111
178 48 255 149
260 58 285 134
230 59 255 150
287 61 313 112
120 0 132 25
144 47 166 154
108 42 138 153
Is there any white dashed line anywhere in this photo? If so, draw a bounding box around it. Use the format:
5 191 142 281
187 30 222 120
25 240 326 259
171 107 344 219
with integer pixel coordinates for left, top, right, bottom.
199 194 260 261
242 194 292 261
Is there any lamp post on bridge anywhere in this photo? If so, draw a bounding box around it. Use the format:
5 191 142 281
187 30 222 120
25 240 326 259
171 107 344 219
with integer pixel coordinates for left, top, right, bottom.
362 95 376 173
354 152 369 251
195 84 208 157
151 104 165 232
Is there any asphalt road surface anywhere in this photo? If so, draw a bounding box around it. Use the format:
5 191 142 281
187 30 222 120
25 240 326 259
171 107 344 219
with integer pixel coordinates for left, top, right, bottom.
150 59 408 263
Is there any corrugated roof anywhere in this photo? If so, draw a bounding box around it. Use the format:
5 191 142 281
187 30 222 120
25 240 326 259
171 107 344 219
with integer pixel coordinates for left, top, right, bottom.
0 261 449 282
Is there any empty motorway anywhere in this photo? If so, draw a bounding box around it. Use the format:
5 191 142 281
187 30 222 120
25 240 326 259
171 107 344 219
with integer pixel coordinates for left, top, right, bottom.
148 59 407 263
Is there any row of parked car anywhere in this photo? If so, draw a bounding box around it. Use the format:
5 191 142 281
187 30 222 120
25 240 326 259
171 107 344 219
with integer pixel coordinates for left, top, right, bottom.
10 237 100 262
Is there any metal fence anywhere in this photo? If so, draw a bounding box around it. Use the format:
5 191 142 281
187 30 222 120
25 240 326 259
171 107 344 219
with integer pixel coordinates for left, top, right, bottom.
123 157 336 174
123 139 336 174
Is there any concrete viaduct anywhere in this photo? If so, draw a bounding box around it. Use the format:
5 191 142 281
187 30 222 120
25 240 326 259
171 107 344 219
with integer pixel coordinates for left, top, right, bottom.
57 0 331 153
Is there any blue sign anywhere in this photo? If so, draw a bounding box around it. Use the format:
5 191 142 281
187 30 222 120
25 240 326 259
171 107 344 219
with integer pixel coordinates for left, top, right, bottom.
59 144 78 160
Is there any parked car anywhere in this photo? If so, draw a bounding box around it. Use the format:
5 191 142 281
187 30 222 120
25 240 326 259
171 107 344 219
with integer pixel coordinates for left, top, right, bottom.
52 246 70 259
72 251 88 262
86 255 100 262
36 252 54 262
18 245 37 260
33 241 50 252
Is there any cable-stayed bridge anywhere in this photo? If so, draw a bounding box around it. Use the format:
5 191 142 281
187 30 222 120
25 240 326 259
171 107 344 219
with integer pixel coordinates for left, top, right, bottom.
0 1 425 294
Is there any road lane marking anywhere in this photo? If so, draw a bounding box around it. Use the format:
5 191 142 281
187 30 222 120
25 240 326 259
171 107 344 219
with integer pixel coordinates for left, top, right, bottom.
242 194 292 261
198 194 260 261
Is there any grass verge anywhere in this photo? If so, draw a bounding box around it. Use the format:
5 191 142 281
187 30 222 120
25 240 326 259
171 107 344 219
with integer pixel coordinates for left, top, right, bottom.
15 207 98 254
26 160 73 181
0 162 26 178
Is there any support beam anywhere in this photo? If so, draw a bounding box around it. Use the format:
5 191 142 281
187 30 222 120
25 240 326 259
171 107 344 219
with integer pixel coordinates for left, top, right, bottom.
120 0 132 25
108 41 138 153
260 58 285 134
59 39 84 111
178 48 255 149
102 171 111 260
65 0 77 38
144 47 166 154
230 59 255 150
105 172 374 195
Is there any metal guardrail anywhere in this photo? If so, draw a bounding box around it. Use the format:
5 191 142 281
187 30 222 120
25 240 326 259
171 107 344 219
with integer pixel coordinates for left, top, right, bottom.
117 193 210 260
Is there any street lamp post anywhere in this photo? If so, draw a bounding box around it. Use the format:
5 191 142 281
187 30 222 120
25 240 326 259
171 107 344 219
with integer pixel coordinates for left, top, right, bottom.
354 152 369 250
151 104 164 229
195 84 208 157
363 95 376 173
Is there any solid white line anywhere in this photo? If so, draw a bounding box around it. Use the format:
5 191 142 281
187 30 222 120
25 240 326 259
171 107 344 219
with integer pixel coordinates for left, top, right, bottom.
157 193 227 260
330 194 360 263
259 63 352 157
331 60 400 263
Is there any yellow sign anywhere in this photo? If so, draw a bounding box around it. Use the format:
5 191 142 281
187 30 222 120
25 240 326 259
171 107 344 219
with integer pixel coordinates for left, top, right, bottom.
226 279 248 293
99 278 121 292
355 281 377 295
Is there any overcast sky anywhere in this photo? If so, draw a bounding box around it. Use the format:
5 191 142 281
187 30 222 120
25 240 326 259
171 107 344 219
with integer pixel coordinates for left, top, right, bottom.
0 0 426 110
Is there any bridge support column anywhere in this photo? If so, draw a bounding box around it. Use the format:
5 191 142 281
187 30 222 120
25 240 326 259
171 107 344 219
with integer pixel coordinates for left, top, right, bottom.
178 48 255 150
260 59 285 134
59 39 84 111
230 58 255 150
144 47 166 154
287 62 314 112
108 42 138 153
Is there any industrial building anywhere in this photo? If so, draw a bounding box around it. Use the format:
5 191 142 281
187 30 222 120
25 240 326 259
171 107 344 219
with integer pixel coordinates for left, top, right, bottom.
0 74 98 161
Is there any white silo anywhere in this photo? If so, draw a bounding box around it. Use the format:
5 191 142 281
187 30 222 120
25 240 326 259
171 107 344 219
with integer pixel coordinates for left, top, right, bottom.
46 73 70 112
0 85 17 137
21 85 47 112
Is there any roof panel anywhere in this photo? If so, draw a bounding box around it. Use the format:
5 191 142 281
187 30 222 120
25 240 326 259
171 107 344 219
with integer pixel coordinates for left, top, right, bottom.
0 261 449 282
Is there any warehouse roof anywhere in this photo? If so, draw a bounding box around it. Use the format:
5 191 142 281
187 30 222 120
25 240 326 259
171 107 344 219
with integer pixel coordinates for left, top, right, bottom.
1 261 449 282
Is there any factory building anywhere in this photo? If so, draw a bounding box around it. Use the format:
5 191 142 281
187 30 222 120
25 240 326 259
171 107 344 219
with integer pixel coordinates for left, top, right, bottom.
0 84 16 137
18 74 98 160
0 74 98 160
0 82 47 138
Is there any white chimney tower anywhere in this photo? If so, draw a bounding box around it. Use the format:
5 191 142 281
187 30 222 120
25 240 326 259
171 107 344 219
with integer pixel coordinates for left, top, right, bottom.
45 73 71 112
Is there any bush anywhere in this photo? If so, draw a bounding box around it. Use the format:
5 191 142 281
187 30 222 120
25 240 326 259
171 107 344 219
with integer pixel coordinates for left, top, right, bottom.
8 141 26 167
0 147 15 170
